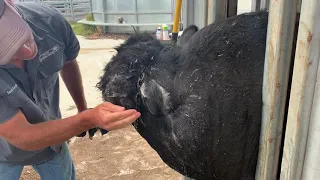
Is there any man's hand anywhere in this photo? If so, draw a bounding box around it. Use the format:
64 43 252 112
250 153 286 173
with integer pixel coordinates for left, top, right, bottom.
83 102 141 131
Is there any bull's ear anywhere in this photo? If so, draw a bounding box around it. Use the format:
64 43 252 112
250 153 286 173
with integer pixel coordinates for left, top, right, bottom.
179 25 198 46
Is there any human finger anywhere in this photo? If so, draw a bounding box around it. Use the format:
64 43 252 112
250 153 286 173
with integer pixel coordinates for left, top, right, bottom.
103 112 141 130
101 102 125 112
102 109 138 123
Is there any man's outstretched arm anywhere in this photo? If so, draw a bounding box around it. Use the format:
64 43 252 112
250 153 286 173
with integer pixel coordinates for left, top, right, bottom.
0 102 140 151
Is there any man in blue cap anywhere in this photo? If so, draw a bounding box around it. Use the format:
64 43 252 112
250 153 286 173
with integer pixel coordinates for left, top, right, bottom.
0 0 141 179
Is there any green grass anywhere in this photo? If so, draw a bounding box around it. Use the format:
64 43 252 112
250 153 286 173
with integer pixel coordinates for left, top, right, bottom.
69 14 97 36
69 21 96 36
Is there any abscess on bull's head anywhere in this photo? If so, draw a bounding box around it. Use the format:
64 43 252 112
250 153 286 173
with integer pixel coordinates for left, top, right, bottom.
96 33 164 109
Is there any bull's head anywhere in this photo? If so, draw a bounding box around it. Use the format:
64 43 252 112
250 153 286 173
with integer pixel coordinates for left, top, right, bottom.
96 33 164 109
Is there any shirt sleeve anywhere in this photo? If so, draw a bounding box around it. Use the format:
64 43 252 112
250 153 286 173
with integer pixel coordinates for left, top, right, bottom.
50 8 80 62
0 97 19 124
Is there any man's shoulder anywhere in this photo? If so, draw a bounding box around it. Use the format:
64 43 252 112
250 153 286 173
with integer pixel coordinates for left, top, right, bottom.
14 2 63 20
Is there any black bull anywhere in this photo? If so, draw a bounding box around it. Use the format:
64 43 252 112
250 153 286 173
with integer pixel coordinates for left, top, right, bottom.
78 11 300 180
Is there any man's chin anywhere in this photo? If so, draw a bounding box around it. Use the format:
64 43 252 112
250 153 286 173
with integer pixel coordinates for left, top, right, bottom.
14 43 38 61
24 40 38 60
25 47 38 60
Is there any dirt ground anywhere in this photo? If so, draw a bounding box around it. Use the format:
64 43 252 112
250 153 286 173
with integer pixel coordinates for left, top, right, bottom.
20 36 181 180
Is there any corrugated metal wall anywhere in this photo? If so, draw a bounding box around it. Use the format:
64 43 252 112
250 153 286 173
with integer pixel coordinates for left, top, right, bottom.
182 0 252 30
91 0 176 33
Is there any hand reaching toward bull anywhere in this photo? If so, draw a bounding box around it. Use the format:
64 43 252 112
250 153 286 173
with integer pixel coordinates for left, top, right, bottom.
88 102 141 130
76 102 141 139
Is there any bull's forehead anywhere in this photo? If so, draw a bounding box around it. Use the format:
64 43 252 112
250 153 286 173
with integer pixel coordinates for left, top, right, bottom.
102 73 134 97
109 74 128 82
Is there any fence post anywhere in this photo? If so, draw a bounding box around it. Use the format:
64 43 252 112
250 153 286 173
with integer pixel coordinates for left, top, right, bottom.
134 0 139 33
182 0 195 29
279 0 320 179
255 0 298 179
70 0 74 21
207 0 228 25
89 0 92 13
199 0 208 28
251 0 261 12
211 0 227 24
260 0 270 10
226 0 237 17
101 0 106 33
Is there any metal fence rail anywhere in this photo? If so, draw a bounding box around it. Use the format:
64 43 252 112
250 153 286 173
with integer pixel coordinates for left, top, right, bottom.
12 0 91 21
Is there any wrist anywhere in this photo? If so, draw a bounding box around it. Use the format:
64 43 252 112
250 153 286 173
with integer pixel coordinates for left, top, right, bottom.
77 110 95 130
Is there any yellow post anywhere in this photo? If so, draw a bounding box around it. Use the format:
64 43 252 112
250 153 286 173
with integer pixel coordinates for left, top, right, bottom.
172 0 183 43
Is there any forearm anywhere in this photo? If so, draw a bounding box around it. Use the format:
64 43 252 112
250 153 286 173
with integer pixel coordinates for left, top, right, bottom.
5 112 94 151
60 59 87 112
0 102 139 151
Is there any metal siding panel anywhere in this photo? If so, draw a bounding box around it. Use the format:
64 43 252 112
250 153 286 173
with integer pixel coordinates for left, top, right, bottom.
260 0 270 10
280 0 320 179
301 61 320 179
255 0 298 179
227 0 237 17
251 0 261 12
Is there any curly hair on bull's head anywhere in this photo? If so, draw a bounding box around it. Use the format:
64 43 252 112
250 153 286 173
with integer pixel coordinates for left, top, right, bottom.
96 33 165 109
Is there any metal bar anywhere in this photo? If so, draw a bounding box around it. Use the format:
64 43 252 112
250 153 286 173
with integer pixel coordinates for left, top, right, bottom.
199 0 208 28
212 0 227 23
134 0 138 23
207 0 213 24
171 0 175 23
255 0 298 179
301 62 320 179
90 11 174 15
70 0 74 21
134 0 139 33
89 0 92 13
101 0 106 32
182 0 195 28
172 0 183 43
227 0 237 17
296 0 302 13
77 19 174 26
279 0 320 179
251 0 261 12
260 0 270 10
101 0 106 22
